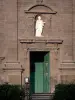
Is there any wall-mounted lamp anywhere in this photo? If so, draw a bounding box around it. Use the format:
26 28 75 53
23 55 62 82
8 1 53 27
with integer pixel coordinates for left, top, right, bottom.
24 77 29 84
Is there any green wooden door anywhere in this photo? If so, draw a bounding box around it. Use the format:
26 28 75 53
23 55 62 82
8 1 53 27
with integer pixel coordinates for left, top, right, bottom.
30 52 50 93
35 63 43 93
43 52 50 93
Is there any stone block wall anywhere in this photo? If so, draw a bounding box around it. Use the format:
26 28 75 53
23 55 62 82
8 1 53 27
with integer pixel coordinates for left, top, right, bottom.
0 0 75 89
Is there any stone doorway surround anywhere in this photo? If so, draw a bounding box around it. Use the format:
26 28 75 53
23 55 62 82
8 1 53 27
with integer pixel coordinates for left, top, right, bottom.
19 37 63 93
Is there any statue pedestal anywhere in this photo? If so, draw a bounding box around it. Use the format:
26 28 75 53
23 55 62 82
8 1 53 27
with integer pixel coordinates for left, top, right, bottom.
35 35 44 37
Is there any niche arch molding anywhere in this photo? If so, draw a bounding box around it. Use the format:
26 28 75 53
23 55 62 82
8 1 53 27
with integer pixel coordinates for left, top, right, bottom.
25 4 57 14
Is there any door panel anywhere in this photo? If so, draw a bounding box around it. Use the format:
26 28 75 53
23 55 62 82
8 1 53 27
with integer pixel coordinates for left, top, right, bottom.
43 53 50 93
35 63 43 93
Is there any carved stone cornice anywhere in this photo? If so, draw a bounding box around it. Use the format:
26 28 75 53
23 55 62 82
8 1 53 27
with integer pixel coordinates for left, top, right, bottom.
19 38 63 44
2 68 25 71
59 62 75 70
25 11 57 14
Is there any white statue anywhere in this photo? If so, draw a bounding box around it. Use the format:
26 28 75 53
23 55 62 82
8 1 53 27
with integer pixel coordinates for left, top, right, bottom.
35 16 45 37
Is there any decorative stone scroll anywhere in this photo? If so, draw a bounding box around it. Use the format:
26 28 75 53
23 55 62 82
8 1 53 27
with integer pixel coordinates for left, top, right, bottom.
0 57 5 64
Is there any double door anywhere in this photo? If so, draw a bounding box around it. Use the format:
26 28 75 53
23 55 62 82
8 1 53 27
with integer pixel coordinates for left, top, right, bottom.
30 52 50 93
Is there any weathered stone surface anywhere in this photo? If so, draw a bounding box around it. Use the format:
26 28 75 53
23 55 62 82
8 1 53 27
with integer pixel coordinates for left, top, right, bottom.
0 0 75 92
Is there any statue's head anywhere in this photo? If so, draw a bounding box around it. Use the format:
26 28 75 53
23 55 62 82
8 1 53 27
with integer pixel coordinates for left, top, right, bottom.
38 16 41 20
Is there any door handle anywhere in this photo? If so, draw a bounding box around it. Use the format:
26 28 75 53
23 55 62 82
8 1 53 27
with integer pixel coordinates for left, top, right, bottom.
45 73 48 76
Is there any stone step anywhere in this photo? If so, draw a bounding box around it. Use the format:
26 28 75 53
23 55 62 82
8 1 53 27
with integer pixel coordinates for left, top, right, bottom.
31 93 53 100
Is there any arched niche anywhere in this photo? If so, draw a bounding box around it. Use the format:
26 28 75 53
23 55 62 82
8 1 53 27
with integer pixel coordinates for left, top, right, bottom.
24 4 57 37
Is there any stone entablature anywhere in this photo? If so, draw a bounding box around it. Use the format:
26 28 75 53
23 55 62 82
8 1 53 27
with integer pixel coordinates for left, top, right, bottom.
19 38 63 52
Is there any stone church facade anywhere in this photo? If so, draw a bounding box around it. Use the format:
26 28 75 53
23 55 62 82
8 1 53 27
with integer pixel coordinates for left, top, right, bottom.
0 0 75 93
